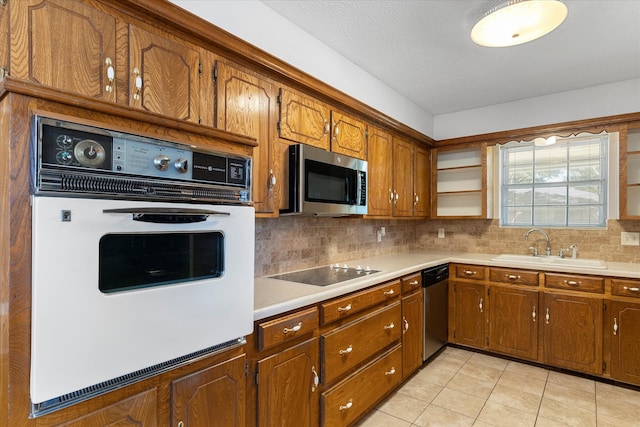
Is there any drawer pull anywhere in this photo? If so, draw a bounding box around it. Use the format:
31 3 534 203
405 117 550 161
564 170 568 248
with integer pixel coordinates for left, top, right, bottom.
479 298 483 313
105 57 115 93
337 304 352 312
339 399 353 411
623 286 640 292
532 306 537 322
464 270 476 276
545 308 550 324
385 367 396 376
613 317 618 336
339 345 353 355
403 316 409 333
409 280 419 287
384 322 395 330
133 67 142 100
282 322 302 334
507 274 521 280
383 289 395 296
564 280 581 286
311 366 319 392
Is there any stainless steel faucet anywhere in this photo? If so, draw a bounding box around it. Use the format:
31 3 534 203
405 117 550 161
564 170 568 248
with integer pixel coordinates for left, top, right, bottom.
524 227 551 256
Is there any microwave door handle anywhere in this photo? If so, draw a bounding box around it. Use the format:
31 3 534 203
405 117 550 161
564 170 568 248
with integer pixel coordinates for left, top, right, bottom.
355 172 361 205
103 207 230 224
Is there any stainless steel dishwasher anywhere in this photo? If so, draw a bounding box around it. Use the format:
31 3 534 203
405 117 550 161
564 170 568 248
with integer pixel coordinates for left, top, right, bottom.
423 264 449 360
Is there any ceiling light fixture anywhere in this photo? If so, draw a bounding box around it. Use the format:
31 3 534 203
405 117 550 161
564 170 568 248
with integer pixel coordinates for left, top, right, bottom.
471 0 568 47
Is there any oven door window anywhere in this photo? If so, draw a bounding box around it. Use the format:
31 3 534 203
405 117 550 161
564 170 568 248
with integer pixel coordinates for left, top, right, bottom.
99 232 223 293
305 159 357 205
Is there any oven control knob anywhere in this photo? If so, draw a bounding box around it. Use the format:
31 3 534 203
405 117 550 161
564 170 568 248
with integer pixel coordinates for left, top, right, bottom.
174 158 189 173
153 155 170 171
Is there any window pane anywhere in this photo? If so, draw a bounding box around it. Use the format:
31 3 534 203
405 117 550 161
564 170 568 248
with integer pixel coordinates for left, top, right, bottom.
505 165 534 184
534 164 567 183
569 160 600 181
534 206 566 226
506 206 532 225
568 205 602 225
505 187 533 205
534 187 567 205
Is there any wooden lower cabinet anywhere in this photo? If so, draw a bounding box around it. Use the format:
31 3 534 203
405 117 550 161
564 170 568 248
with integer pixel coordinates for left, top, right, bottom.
451 281 486 348
50 389 157 426
402 290 423 378
256 337 319 427
488 286 539 360
609 299 640 384
321 346 402 427
543 292 603 375
172 354 247 427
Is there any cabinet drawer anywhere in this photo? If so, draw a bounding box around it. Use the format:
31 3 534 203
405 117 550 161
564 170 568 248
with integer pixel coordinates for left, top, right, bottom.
321 281 400 325
321 345 402 427
401 272 422 294
321 302 401 384
454 264 485 281
544 273 604 294
257 307 319 351
611 279 640 298
490 268 539 287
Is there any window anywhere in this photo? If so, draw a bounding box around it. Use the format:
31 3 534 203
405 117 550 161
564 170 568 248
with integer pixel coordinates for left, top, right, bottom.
500 134 609 227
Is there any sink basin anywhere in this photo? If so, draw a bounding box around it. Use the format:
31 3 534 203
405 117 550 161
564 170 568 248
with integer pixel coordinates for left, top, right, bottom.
491 254 607 269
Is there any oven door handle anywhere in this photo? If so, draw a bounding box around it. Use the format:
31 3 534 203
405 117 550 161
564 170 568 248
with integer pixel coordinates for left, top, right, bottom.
103 207 230 223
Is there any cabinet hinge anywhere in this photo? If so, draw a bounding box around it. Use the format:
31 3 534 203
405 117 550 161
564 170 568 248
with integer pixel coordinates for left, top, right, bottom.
245 360 249 378
486 337 489 346
198 61 203 76
603 362 606 373
276 121 281 132
277 88 283 104
254 369 259 385
212 64 218 82
487 287 490 296
452 330 456 339
0 66 8 80
603 301 607 313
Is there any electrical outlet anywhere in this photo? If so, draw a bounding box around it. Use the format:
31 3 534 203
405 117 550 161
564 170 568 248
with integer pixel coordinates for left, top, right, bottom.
621 232 640 246
438 228 445 238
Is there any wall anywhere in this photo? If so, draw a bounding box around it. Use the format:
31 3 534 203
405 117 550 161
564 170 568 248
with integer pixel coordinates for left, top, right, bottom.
255 218 640 277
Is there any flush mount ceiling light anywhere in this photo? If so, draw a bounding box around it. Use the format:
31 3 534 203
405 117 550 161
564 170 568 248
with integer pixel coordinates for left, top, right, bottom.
471 0 568 47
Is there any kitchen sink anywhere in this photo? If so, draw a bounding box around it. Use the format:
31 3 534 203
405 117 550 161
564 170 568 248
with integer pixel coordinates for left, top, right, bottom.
491 254 607 269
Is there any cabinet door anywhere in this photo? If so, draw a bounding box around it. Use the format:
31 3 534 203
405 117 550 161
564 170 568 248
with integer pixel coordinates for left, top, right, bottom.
452 281 486 349
366 126 394 217
543 292 603 374
402 291 423 378
413 145 430 218
257 337 319 427
128 24 200 122
609 300 640 385
216 60 278 215
488 286 539 360
330 110 366 160
11 0 117 102
172 354 246 427
52 389 157 426
278 88 331 150
392 137 414 217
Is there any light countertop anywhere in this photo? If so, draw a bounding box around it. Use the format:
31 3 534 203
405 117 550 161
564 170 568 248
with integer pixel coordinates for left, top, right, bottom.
254 251 640 321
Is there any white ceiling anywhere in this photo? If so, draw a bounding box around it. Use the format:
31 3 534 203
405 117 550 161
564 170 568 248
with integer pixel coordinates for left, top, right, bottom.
261 0 640 116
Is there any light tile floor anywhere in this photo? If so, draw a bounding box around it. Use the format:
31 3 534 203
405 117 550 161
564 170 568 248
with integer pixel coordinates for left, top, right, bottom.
355 346 640 427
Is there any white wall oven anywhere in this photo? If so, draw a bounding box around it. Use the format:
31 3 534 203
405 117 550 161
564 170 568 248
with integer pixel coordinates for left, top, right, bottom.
29 116 254 417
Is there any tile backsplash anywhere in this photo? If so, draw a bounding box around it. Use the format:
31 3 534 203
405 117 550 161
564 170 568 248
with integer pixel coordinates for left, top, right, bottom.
255 218 640 277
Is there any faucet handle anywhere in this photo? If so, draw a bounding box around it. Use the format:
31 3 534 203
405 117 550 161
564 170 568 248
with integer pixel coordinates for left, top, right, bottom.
528 246 538 256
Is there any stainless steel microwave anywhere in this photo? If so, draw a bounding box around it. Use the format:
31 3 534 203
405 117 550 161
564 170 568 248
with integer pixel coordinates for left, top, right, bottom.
281 144 368 216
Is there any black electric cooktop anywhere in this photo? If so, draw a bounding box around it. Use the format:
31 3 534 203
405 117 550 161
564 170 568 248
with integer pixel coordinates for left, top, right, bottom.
268 265 381 287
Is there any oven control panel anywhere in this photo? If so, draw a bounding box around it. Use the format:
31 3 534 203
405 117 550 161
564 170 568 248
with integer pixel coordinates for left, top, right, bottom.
33 116 252 204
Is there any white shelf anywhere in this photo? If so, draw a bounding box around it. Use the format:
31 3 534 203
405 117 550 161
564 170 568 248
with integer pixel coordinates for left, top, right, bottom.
436 192 483 217
437 148 482 169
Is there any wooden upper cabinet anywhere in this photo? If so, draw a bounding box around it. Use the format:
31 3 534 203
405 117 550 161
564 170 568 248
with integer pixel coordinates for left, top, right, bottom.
172 354 246 427
127 24 200 122
11 0 117 102
367 126 394 217
330 110 367 159
413 144 430 218
278 88 331 150
620 122 640 219
215 59 278 215
392 136 414 217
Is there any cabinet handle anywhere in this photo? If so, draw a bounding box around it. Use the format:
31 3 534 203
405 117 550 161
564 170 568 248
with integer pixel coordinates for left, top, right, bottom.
613 317 618 336
105 57 115 93
507 274 521 280
282 322 302 334
414 193 419 205
403 316 409 333
623 286 640 292
323 120 330 136
133 67 142 100
545 308 550 324
532 306 537 322
409 280 419 287
388 188 393 204
267 169 276 188
339 345 353 355
564 280 581 286
464 270 476 276
384 367 396 376
383 289 395 296
384 322 395 330
337 303 352 312
333 123 339 140
339 399 353 411
311 366 319 392
177 422 184 427
479 298 483 313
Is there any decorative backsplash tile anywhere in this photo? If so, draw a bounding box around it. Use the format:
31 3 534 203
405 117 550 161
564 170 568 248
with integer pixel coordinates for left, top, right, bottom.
254 218 640 277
